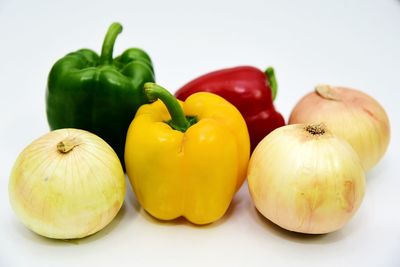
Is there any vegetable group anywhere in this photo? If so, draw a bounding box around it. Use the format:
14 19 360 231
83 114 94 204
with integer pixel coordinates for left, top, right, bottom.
125 83 250 224
175 66 285 151
289 85 390 171
46 22 155 163
9 129 126 239
248 124 365 234
8 22 392 238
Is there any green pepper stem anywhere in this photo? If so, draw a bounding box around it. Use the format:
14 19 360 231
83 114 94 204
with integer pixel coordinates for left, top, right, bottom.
100 22 123 65
144 83 191 132
265 67 278 101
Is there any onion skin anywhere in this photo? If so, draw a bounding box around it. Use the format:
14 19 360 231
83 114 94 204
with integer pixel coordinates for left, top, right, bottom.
9 129 126 239
289 85 390 171
248 124 365 234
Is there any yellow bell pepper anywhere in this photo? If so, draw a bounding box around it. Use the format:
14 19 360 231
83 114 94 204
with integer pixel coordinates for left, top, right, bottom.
125 82 250 224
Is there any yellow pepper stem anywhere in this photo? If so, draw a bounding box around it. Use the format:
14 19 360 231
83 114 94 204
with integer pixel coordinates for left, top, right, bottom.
144 82 191 132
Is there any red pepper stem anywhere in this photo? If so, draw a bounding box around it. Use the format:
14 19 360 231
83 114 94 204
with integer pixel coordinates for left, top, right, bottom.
265 67 278 101
100 22 123 65
144 82 191 132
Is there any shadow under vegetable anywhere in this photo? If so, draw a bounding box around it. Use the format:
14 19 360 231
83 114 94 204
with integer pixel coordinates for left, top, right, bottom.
251 207 350 244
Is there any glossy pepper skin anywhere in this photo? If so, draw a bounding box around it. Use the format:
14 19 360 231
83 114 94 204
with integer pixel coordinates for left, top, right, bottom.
46 23 155 162
175 66 285 151
125 83 250 224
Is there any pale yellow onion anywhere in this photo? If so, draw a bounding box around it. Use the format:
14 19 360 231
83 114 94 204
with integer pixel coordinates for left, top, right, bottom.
9 128 126 239
289 85 390 171
248 124 365 234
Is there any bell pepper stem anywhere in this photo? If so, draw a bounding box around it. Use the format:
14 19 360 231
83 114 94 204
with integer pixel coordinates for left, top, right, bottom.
100 22 123 65
265 67 278 101
144 83 191 132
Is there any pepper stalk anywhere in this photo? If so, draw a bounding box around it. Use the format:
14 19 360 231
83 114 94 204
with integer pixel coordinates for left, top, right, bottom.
100 22 123 65
144 82 197 132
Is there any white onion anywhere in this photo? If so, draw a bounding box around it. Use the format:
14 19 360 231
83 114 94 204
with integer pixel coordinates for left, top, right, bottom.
248 124 365 234
289 85 390 171
9 128 126 239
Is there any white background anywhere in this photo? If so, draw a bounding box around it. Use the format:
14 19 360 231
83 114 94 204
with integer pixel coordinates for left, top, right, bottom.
1 0 399 266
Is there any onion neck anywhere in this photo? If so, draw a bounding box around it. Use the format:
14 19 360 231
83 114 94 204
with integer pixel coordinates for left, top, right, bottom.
57 137 80 153
315 84 340 101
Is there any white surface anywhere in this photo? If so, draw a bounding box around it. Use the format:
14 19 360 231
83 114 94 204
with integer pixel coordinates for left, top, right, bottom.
1 0 399 266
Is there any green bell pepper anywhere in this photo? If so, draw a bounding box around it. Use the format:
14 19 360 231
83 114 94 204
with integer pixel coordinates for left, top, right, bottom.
46 22 155 163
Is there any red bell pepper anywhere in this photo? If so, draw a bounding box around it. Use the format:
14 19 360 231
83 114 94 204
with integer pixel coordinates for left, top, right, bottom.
175 66 285 151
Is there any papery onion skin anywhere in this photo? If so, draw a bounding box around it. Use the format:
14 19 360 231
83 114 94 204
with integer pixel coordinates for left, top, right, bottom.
248 124 365 234
289 85 390 171
9 129 126 239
